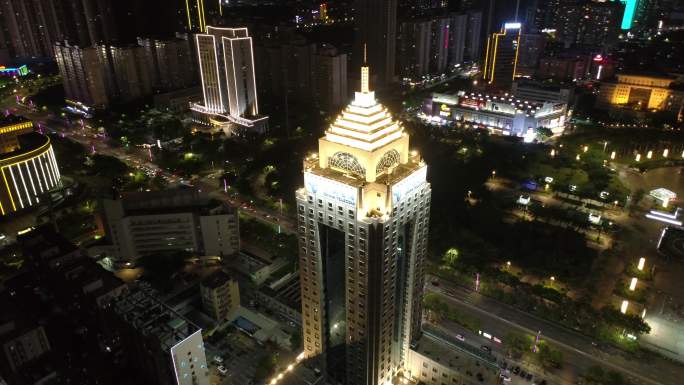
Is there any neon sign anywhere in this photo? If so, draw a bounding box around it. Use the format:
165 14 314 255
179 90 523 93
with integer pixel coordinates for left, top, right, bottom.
0 65 28 77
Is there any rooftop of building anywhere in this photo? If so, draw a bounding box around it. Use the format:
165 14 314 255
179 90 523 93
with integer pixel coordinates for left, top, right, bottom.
432 91 564 115
414 325 499 373
113 282 201 352
200 270 234 290
258 268 301 310
0 271 45 342
513 79 574 91
0 131 49 162
18 225 79 260
112 188 235 217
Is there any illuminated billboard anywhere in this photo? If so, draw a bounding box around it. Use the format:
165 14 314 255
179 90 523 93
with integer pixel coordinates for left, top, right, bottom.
304 172 358 206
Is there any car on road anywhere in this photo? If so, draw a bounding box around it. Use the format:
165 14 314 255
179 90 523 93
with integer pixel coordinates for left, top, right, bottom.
499 373 511 382
213 355 223 364
520 370 527 378
431 280 440 286
480 345 491 353
513 366 520 375
456 334 465 342
217 365 228 375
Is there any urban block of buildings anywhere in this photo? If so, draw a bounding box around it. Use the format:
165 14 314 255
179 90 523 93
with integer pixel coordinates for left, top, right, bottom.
255 34 349 112
54 33 197 110
100 188 239 262
0 227 127 385
397 11 482 81
422 91 567 137
191 26 269 134
0 115 62 217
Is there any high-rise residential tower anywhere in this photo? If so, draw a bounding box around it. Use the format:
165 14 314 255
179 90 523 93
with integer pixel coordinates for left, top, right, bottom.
354 0 398 85
483 22 521 87
297 63 431 385
191 26 268 134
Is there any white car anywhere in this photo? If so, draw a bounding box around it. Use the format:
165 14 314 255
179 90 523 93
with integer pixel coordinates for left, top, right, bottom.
456 334 465 342
217 365 228 375
213 355 223 364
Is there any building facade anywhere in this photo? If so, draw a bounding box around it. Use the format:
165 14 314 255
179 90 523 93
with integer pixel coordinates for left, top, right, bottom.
297 65 431 385
483 23 521 88
54 42 109 107
191 26 268 134
101 189 239 261
0 116 62 217
398 13 475 81
200 270 240 322
596 74 684 113
512 80 574 104
0 0 69 61
423 91 567 137
554 0 624 49
314 45 349 111
54 41 158 108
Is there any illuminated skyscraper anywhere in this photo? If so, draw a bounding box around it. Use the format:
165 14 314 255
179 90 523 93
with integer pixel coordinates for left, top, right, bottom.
297 63 431 385
191 26 268 134
483 22 521 87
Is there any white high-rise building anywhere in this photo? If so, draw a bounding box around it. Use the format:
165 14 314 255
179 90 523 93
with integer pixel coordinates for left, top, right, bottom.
297 64 431 385
191 26 268 134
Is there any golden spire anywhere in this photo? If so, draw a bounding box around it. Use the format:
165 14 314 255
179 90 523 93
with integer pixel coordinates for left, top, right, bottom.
361 43 369 93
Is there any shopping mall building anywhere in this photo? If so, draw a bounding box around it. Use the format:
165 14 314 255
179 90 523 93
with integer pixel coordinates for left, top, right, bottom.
421 91 567 138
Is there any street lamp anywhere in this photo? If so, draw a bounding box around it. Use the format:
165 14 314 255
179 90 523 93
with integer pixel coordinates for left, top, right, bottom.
621 300 629 314
637 257 646 271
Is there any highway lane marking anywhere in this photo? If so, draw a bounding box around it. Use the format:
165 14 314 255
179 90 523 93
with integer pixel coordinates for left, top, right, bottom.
432 290 666 385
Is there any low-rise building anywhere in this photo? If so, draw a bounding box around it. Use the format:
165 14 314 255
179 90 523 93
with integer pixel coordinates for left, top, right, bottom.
596 73 684 114
512 80 574 105
255 270 302 325
405 328 500 385
422 91 567 136
112 284 210 385
200 270 240 322
101 189 239 262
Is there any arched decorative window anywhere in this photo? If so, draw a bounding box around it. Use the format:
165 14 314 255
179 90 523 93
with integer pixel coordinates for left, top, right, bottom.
375 149 400 175
329 152 365 177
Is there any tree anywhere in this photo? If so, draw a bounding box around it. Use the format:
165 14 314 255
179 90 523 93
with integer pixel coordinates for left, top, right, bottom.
91 154 128 179
504 331 530 358
537 343 563 369
290 330 302 351
441 248 459 268
253 353 277 382
535 126 553 141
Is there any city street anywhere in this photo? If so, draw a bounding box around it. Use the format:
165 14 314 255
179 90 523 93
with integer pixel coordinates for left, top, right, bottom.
4 100 297 236
427 277 681 385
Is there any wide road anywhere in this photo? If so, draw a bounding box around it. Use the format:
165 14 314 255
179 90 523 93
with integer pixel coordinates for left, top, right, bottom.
427 276 682 385
6 101 297 235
